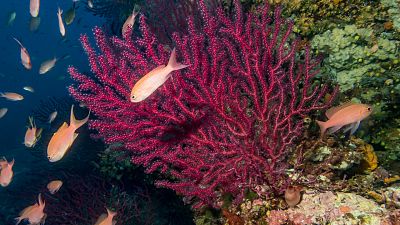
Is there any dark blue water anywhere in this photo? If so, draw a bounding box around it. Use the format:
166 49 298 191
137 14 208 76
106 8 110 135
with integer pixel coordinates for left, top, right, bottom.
0 0 102 150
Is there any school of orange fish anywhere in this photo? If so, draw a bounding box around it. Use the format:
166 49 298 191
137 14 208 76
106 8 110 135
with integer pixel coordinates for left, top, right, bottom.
0 0 374 224
0 0 117 224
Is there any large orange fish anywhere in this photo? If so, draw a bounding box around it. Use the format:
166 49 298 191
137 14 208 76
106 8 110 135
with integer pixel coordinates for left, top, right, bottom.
15 194 47 225
94 208 117 225
316 102 372 137
0 157 14 187
13 38 32 70
24 116 42 148
130 48 189 102
47 105 90 162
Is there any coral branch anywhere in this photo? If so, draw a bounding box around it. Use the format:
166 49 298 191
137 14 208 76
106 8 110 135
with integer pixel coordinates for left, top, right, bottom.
69 0 337 208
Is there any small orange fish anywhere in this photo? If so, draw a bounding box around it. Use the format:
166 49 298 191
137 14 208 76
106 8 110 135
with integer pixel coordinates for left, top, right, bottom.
15 193 47 225
24 117 42 148
0 157 14 187
0 92 24 101
57 7 65 37
130 48 189 102
47 180 63 194
13 37 32 70
122 9 139 36
30 0 40 17
47 105 90 162
39 57 58 74
316 102 372 137
284 185 303 207
48 111 58 123
94 208 117 225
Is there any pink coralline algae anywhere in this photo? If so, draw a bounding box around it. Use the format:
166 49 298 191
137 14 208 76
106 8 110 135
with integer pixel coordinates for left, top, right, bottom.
69 0 337 208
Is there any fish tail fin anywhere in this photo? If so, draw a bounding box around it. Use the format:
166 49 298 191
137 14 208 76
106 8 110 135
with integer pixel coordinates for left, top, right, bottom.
9 159 14 167
0 92 4 97
106 208 117 217
57 7 63 15
167 48 189 72
132 8 139 18
70 105 90 130
28 116 34 127
38 193 45 208
316 120 327 138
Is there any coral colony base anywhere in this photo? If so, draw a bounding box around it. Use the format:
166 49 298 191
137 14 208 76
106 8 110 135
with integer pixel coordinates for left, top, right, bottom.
69 0 337 208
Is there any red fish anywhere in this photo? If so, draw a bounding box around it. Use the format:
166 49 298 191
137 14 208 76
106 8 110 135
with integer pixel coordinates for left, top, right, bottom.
13 38 32 70
130 48 189 102
0 157 14 187
316 102 372 137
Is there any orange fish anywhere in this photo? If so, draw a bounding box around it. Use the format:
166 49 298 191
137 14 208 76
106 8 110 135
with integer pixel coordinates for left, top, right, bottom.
130 48 189 102
57 7 65 37
122 9 139 36
47 105 90 162
316 102 372 137
24 117 42 148
0 157 14 187
0 92 24 101
13 37 32 70
47 180 63 194
30 0 40 17
94 208 117 225
15 193 47 225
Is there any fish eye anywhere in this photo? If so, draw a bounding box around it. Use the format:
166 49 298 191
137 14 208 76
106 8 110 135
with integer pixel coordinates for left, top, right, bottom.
367 107 371 111
131 95 136 99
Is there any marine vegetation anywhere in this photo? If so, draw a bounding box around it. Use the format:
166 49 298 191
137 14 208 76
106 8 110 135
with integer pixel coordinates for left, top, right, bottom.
69 0 337 208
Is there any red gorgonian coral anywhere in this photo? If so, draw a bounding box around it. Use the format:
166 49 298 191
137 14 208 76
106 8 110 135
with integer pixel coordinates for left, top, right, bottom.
69 0 336 208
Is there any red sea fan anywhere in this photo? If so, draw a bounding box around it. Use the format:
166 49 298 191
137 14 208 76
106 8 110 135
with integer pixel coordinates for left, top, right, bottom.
69 0 337 208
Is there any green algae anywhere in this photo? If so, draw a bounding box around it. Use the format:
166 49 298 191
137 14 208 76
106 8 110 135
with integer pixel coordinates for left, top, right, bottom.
311 25 398 92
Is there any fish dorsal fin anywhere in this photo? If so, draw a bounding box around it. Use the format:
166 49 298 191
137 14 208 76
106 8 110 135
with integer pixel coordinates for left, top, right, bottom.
94 214 107 225
326 101 357 119
70 105 90 130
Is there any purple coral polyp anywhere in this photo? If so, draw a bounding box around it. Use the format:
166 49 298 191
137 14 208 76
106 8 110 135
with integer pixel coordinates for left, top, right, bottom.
69 0 336 208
